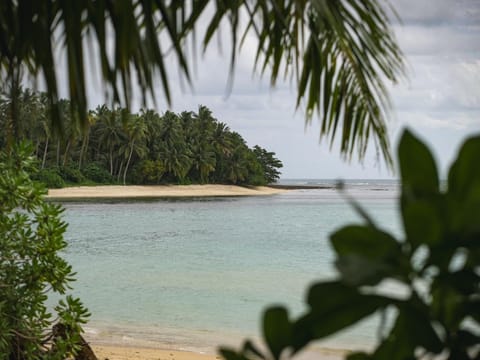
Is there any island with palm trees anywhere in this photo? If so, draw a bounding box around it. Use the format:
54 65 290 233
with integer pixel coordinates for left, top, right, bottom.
1 89 284 198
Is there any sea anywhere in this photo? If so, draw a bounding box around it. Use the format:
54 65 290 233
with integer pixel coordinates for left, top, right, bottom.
59 179 402 354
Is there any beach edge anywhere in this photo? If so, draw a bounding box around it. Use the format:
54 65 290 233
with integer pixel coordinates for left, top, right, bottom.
46 184 287 200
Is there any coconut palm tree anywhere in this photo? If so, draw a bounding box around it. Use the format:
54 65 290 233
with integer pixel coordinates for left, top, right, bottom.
77 111 96 170
157 111 192 181
39 118 51 169
212 122 233 157
0 87 46 146
222 132 251 184
161 146 192 183
190 147 216 183
187 106 217 182
121 114 147 184
57 100 81 167
94 106 127 176
0 0 404 165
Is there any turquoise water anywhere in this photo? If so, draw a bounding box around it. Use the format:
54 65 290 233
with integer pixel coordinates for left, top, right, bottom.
61 182 402 352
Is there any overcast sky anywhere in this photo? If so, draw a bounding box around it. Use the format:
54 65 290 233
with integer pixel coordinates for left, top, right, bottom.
86 0 480 180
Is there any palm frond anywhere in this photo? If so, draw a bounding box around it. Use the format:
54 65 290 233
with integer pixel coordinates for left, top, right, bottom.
189 0 404 166
0 0 404 165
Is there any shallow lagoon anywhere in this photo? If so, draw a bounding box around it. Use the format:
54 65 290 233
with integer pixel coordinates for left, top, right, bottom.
61 181 402 352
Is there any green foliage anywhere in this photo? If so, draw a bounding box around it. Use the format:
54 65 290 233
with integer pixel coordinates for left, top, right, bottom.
252 146 283 184
31 168 65 189
58 165 86 184
220 129 480 360
242 150 267 186
81 163 113 184
0 92 283 187
131 159 166 184
0 142 89 359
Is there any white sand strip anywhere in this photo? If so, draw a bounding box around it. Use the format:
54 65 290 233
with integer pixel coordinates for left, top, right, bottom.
46 185 286 199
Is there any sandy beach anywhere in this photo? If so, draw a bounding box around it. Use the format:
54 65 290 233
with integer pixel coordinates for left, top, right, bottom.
91 345 347 360
46 184 286 200
92 345 220 360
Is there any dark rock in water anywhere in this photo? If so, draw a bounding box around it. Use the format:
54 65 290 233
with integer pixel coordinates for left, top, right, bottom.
268 184 333 190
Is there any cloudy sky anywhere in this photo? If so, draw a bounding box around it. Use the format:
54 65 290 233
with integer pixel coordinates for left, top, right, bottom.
86 0 480 180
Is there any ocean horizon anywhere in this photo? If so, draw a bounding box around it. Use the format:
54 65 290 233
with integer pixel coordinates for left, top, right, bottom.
60 180 402 354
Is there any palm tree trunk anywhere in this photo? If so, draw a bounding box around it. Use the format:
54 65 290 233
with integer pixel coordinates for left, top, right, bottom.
56 140 60 166
117 161 124 182
84 132 90 165
78 134 86 169
41 137 49 169
62 140 71 167
123 141 135 185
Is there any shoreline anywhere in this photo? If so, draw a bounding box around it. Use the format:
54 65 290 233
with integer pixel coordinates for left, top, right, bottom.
83 326 351 360
91 345 220 360
90 344 348 360
46 184 287 200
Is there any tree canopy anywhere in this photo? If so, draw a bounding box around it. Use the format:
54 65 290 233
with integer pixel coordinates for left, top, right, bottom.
0 0 404 165
0 89 283 186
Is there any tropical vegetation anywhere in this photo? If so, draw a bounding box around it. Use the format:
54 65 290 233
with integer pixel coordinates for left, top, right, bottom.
0 89 283 187
0 142 90 359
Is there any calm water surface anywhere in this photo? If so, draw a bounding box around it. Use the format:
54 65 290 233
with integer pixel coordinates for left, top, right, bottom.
61 181 402 352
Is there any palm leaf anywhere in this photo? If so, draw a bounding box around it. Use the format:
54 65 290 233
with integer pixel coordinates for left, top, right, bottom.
0 0 404 165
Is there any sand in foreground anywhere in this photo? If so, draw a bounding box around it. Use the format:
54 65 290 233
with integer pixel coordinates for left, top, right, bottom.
47 185 286 199
92 346 219 360
92 345 347 360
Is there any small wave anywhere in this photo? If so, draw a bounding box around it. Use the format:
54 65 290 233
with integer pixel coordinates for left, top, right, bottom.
83 326 99 335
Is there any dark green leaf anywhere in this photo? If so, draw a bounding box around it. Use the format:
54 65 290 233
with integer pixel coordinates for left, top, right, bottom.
454 330 480 350
448 135 480 200
307 281 359 309
435 269 480 296
262 306 292 360
431 284 464 329
331 225 400 259
293 296 387 350
290 281 390 349
446 137 480 239
402 200 442 248
398 129 439 197
335 255 394 286
241 340 266 360
375 305 443 359
331 225 404 285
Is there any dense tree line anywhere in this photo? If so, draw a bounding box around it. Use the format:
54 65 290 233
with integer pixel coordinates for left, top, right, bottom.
0 89 282 187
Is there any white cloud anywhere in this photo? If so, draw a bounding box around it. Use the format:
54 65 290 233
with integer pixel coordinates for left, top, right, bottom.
394 24 480 55
397 110 480 130
390 56 480 123
391 0 480 25
450 60 480 107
